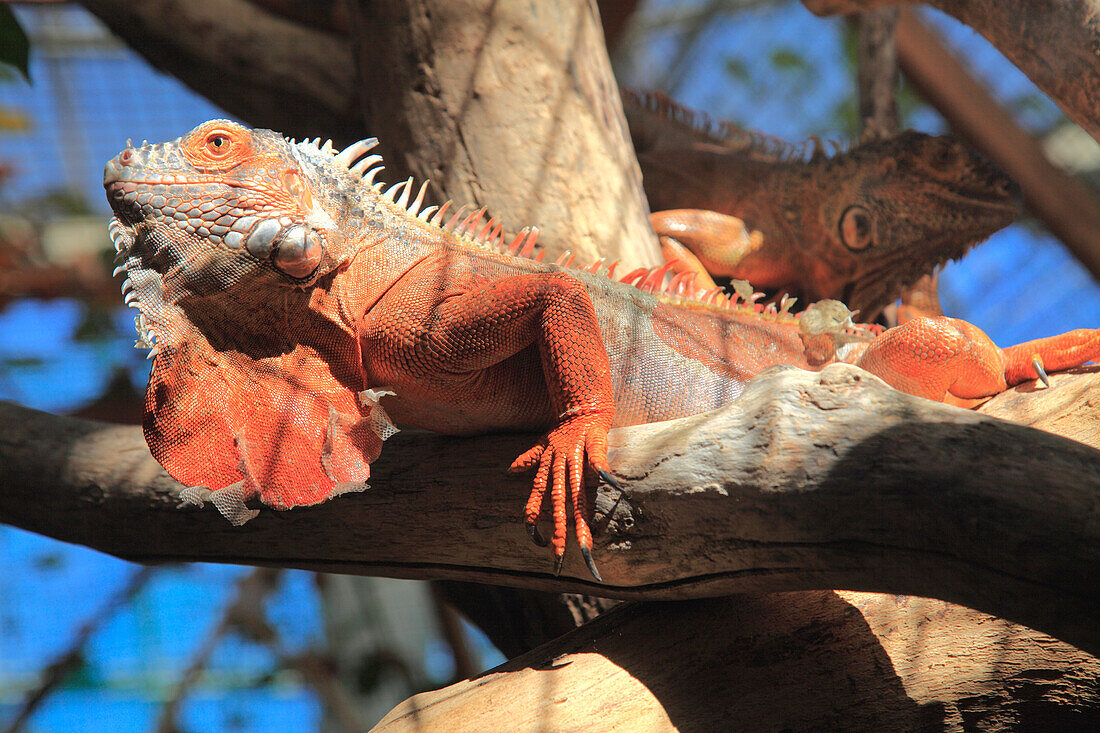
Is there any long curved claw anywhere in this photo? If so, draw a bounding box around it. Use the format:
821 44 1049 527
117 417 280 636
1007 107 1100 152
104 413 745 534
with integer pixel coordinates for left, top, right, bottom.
553 553 564 577
1032 355 1050 388
581 545 603 582
597 468 621 492
526 521 548 547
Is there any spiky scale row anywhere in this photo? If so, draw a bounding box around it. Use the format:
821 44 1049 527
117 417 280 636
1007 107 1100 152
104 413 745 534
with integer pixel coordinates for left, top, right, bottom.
622 88 836 163
301 132 807 319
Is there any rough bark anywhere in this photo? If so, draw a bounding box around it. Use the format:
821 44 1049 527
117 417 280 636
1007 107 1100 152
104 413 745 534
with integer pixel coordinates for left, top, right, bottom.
978 368 1100 450
373 592 1100 732
3 364 1100 655
342 0 659 267
855 7 900 137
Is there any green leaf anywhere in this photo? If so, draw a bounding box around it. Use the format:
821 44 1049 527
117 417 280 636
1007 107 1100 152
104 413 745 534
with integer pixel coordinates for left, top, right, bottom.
723 57 750 83
0 6 30 82
769 49 810 73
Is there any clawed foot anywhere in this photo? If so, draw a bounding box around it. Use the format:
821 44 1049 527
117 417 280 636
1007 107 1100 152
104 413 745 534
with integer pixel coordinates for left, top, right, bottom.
509 417 618 582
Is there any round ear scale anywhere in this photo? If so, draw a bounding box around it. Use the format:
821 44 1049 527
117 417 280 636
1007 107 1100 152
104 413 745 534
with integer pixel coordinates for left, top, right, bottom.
839 205 875 251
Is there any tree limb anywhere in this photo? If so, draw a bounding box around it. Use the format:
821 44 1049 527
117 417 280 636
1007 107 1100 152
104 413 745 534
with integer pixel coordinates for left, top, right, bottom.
3 364 1100 655
77 0 362 144
373 592 1100 731
803 0 1100 147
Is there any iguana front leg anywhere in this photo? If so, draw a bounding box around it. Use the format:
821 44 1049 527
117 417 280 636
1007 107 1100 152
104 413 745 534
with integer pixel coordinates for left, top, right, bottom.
650 209 769 292
361 265 617 579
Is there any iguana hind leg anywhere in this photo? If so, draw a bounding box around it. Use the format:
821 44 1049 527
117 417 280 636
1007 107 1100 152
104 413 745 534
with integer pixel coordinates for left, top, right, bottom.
856 316 1100 402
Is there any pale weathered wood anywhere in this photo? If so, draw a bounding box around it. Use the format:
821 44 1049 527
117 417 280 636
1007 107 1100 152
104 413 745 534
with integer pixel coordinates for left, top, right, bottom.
978 368 1100 450
342 0 660 268
374 592 1100 732
3 364 1100 654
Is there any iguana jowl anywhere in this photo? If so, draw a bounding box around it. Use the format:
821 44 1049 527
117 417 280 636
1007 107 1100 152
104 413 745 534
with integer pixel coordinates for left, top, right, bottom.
104 121 1098 580
624 91 1021 320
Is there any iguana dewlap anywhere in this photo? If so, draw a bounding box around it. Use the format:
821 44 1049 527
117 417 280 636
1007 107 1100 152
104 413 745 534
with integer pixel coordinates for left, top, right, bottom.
104 121 1098 580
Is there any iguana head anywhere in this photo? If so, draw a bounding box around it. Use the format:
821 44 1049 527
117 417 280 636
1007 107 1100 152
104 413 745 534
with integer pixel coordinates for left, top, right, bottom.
104 120 386 345
104 120 393 514
811 130 1020 317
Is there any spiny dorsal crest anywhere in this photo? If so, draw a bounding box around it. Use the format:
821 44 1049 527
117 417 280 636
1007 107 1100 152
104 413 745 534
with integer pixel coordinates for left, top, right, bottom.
297 131 805 321
623 88 860 164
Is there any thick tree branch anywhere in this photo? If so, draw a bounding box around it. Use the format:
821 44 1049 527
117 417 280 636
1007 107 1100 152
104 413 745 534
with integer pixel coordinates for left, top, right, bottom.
78 0 361 144
3 364 1100 655
374 593 1100 731
804 0 1100 146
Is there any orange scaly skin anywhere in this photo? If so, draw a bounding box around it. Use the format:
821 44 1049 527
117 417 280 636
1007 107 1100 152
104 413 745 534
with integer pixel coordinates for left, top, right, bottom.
104 121 1098 581
624 91 1021 320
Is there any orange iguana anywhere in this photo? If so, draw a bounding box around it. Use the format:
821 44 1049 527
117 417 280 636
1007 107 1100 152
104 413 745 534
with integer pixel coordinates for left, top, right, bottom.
623 90 1020 320
104 121 1097 580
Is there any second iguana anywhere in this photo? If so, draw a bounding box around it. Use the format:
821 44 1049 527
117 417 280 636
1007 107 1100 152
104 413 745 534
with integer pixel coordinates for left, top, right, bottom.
624 90 1021 319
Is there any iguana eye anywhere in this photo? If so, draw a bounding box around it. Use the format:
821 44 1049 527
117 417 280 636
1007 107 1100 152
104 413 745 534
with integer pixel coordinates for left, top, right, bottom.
839 205 874 250
206 133 231 156
181 121 249 168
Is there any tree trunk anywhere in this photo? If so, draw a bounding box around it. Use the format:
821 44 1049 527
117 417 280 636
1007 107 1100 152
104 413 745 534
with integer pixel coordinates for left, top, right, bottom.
341 0 659 267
